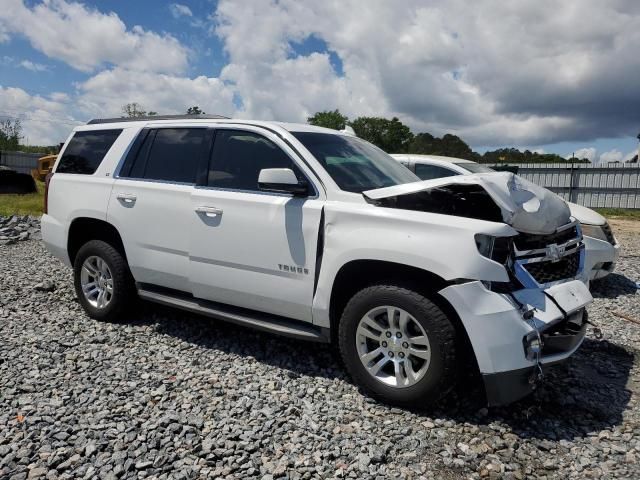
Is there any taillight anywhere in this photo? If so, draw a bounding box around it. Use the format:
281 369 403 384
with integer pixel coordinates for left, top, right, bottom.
44 172 53 214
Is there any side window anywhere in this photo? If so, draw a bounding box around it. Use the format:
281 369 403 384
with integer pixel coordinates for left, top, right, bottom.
208 130 303 191
414 164 460 181
124 128 207 183
56 129 122 174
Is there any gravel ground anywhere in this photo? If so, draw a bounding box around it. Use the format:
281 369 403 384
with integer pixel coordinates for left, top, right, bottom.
1 218 639 479
0 216 41 246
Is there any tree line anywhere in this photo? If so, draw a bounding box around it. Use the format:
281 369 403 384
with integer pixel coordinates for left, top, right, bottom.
307 110 592 163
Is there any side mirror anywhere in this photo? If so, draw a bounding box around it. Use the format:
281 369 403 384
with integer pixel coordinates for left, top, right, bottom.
258 168 309 196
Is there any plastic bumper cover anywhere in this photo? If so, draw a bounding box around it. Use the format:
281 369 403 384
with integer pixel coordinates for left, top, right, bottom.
439 279 592 405
41 214 71 266
582 235 620 281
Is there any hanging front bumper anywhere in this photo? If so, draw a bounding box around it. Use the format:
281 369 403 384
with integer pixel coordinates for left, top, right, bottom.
439 279 592 406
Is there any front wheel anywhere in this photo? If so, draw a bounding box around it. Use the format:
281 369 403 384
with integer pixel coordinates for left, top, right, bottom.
338 284 458 407
73 240 136 322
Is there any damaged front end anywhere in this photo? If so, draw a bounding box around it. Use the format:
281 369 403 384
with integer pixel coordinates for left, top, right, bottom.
363 172 593 405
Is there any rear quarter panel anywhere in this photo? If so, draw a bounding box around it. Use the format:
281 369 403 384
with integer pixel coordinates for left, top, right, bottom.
43 127 139 264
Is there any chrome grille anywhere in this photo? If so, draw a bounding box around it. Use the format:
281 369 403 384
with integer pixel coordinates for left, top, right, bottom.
522 251 581 284
514 225 579 251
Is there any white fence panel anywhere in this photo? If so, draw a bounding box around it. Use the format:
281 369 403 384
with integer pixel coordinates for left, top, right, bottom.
492 163 640 209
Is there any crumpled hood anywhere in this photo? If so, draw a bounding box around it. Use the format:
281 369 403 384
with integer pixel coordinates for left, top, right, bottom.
363 172 571 235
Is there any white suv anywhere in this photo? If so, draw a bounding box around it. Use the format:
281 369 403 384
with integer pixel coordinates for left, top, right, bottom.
42 115 592 407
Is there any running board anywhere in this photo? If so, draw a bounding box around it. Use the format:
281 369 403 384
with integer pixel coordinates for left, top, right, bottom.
137 285 329 343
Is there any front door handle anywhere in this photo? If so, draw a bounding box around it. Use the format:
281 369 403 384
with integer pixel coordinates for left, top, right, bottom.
195 206 223 217
117 193 137 204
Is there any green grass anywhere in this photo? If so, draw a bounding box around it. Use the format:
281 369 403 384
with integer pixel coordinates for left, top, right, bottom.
594 208 640 220
0 181 44 217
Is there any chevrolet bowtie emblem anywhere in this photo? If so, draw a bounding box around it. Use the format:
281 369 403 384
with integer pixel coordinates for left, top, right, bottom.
545 243 565 262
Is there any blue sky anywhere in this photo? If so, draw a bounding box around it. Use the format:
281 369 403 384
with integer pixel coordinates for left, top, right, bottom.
0 0 638 163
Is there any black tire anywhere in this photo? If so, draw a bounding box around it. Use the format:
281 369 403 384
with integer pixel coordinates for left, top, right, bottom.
338 284 457 407
73 240 136 322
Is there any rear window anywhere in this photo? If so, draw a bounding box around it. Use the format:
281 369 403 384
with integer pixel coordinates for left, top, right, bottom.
414 164 459 181
56 129 122 174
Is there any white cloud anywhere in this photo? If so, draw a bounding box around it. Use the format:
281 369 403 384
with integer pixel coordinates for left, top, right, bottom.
76 68 236 119
0 86 81 145
599 149 624 163
624 149 638 162
49 92 70 102
567 147 597 162
0 0 189 73
597 148 638 163
170 4 193 18
213 0 640 146
4 0 640 149
19 60 48 72
0 66 237 145
0 24 9 43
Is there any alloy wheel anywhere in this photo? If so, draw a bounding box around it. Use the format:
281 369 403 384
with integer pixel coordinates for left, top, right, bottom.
355 305 431 388
80 255 114 309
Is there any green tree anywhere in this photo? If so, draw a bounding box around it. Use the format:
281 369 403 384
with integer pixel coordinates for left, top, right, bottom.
307 109 348 130
481 148 580 164
187 106 205 115
0 118 22 151
408 132 479 160
349 116 413 152
121 103 148 117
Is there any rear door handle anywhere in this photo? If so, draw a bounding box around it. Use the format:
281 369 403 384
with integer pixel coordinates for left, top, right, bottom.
195 206 223 217
117 193 137 204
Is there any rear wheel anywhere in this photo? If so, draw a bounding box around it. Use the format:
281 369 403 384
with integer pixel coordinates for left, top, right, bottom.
73 240 135 321
338 284 458 407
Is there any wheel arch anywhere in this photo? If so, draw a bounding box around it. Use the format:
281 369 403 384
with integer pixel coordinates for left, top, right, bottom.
328 259 479 372
67 217 128 266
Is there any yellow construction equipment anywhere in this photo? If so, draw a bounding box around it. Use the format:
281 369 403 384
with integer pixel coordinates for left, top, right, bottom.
31 154 56 182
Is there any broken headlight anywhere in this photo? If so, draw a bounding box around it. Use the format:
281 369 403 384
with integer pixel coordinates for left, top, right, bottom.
581 223 610 243
475 234 495 258
474 234 511 265
475 234 520 293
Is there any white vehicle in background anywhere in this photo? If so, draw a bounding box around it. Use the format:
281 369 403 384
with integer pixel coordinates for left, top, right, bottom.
392 154 620 281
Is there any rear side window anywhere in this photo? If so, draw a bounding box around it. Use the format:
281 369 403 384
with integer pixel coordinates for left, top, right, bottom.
56 129 122 174
208 130 303 191
122 128 208 184
414 164 459 181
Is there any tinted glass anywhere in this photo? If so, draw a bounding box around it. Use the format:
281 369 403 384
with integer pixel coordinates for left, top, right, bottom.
455 162 495 174
209 130 302 191
414 164 459 181
143 128 206 183
292 132 417 193
56 129 122 174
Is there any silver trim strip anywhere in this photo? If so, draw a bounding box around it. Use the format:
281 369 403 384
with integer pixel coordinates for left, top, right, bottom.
190 255 307 279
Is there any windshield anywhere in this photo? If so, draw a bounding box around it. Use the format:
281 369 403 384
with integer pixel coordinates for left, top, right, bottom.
456 162 495 174
292 132 419 193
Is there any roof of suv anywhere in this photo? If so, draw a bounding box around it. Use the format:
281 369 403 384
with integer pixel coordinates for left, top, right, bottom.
81 116 348 136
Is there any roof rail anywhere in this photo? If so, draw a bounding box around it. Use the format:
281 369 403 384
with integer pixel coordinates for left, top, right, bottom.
87 114 230 125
